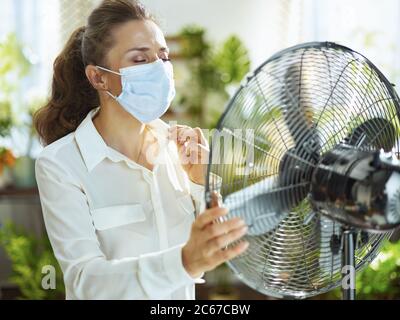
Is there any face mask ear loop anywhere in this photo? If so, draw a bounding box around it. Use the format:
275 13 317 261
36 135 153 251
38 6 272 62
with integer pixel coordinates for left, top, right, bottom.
96 65 122 76
105 91 117 100
96 66 120 100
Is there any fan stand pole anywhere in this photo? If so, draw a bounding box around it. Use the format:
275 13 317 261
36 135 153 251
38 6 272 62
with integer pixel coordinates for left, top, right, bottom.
341 228 356 300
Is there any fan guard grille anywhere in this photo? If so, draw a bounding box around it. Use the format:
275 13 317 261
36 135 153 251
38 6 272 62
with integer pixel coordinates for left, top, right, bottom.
206 42 399 298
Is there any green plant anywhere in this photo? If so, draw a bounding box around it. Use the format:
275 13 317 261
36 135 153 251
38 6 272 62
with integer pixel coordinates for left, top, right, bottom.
213 36 251 85
322 239 400 300
0 33 32 139
0 221 65 300
0 100 13 137
0 33 31 94
176 25 251 128
355 240 400 299
0 32 44 161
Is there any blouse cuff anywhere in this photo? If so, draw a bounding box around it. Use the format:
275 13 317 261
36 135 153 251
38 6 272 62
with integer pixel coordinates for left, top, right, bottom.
188 180 205 214
163 243 206 286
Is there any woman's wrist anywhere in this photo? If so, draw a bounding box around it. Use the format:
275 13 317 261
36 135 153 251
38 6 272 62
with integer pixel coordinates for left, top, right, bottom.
182 244 203 279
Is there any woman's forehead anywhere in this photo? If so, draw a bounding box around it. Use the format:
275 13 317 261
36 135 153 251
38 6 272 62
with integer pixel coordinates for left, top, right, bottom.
112 20 166 51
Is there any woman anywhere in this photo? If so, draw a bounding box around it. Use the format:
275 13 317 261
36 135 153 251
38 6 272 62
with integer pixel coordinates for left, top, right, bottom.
34 0 249 300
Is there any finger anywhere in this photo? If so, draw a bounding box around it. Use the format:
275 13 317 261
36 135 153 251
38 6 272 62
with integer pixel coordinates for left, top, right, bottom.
168 126 180 143
173 136 192 154
169 127 208 163
178 142 199 164
194 127 208 148
181 128 209 157
214 241 249 265
204 217 246 240
194 207 229 229
210 191 219 208
169 124 189 131
168 125 185 141
205 192 224 224
176 145 192 166
176 142 189 157
205 218 248 244
176 126 200 144
169 126 207 149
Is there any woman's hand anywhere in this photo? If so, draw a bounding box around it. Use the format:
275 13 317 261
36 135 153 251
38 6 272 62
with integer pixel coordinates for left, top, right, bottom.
168 125 209 185
182 193 249 278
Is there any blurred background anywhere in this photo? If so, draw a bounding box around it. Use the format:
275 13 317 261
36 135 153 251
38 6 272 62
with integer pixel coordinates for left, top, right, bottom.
0 0 399 300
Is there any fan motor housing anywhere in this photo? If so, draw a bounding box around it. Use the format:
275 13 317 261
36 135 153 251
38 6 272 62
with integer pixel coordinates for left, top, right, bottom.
310 144 400 231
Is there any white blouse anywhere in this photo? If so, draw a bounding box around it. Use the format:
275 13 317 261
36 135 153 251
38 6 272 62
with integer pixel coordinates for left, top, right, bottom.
35 107 206 300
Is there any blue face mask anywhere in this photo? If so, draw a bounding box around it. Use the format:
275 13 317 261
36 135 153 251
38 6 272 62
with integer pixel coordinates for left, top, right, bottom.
96 59 176 123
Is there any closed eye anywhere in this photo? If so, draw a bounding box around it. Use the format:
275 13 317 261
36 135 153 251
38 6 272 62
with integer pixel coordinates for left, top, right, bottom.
131 57 171 64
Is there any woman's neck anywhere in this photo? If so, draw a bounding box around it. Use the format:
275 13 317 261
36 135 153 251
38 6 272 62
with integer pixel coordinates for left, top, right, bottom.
93 99 147 163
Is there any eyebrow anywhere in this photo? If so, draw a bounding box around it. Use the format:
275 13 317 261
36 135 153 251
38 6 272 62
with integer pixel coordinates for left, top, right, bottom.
125 46 170 54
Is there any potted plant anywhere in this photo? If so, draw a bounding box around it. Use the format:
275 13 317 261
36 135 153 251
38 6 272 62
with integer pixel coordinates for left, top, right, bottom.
0 221 65 300
0 32 38 189
11 96 44 189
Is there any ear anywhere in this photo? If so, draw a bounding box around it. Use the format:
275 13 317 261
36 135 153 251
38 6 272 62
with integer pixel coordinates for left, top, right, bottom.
85 65 109 91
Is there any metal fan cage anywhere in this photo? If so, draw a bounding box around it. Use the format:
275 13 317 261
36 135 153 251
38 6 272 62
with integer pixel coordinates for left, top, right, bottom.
206 42 400 299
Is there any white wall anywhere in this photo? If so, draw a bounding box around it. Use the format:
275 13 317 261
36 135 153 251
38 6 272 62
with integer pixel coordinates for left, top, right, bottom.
141 0 297 70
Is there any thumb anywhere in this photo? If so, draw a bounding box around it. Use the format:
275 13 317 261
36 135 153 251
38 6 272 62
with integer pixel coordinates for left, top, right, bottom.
210 191 220 208
207 191 222 209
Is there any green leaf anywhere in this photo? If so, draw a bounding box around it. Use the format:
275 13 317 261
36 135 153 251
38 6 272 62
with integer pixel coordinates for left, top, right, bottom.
179 25 210 59
213 35 251 85
0 33 31 78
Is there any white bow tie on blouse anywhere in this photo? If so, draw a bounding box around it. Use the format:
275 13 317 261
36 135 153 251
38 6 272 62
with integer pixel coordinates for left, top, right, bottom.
35 106 206 300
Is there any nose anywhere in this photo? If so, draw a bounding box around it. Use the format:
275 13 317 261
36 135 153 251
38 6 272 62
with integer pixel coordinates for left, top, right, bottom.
148 46 166 63
148 52 162 63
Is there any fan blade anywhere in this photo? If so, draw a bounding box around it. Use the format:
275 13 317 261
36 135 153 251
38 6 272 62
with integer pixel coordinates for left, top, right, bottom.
223 175 309 235
344 118 397 151
283 63 320 160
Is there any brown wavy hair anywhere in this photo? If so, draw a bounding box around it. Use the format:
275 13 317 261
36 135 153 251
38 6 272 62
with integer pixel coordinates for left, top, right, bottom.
34 0 155 146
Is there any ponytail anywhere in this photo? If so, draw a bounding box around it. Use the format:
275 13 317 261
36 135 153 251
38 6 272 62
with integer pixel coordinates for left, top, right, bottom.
34 26 99 146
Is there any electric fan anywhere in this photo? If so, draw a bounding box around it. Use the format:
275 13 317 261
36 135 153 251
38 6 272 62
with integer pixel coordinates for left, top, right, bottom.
205 42 400 300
